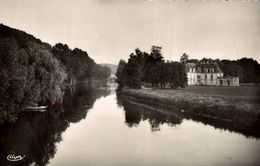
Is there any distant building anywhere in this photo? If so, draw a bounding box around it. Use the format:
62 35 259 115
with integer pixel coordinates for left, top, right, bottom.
180 55 239 86
217 76 239 86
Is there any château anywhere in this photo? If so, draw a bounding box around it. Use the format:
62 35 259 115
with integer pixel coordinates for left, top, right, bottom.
180 54 239 86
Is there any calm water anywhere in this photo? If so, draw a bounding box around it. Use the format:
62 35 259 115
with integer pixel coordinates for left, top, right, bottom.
0 85 259 166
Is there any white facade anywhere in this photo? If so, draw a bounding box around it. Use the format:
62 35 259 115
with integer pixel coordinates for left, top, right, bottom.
185 62 225 86
197 72 223 86
187 67 197 85
187 71 224 86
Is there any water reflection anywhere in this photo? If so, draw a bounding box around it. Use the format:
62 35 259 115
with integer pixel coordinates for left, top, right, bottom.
0 83 111 166
0 86 259 166
119 98 182 131
48 93 260 166
0 111 68 166
117 93 260 139
62 83 111 123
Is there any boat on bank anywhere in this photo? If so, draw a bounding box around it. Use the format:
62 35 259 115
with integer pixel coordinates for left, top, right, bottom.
25 105 48 112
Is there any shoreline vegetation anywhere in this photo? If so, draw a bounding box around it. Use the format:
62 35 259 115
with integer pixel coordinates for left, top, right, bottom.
119 86 260 138
0 24 111 124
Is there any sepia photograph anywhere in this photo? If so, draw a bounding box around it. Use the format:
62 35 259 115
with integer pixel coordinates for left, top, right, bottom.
0 0 260 165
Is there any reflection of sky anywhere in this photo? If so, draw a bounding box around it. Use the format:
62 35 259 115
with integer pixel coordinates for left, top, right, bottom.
48 94 260 166
0 0 260 64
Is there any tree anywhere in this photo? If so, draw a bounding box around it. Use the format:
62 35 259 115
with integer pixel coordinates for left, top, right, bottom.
115 46 187 89
52 44 110 84
94 65 111 79
0 38 27 122
124 58 142 89
116 60 127 88
180 53 189 64
0 38 67 123
237 58 258 84
219 58 260 84
52 43 70 66
0 23 112 124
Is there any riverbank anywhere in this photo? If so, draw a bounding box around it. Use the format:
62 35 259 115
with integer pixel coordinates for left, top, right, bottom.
120 86 260 131
121 86 260 111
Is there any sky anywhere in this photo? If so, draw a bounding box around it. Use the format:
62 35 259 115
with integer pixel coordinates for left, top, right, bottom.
0 0 259 64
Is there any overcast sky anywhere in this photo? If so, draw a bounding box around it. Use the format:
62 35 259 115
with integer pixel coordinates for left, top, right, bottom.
0 0 259 64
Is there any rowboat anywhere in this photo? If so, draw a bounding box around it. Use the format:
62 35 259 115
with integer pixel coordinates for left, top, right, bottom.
25 106 48 112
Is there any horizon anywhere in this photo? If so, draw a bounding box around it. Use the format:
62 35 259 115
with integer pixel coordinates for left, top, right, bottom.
0 0 259 65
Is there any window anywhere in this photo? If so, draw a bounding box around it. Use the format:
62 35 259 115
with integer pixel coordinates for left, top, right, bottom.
211 75 213 79
197 75 201 79
205 74 207 79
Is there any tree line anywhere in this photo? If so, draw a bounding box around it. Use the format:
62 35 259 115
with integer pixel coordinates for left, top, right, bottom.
217 58 260 84
0 24 111 123
116 46 187 89
52 43 111 84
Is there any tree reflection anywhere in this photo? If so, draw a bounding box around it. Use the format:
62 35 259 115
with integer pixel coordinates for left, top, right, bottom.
118 95 182 131
62 83 111 123
0 111 68 166
0 84 111 166
117 93 260 138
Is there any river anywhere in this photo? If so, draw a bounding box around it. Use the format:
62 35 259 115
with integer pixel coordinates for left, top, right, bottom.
0 85 259 166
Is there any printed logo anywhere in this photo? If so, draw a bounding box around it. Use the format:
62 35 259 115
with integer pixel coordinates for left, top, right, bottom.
7 154 25 161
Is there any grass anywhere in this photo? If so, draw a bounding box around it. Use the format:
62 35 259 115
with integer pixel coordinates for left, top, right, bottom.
119 85 260 138
122 85 260 113
119 85 260 133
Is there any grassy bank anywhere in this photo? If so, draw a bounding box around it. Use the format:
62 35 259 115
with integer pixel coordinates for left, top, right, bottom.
120 86 260 127
122 86 260 112
119 86 260 138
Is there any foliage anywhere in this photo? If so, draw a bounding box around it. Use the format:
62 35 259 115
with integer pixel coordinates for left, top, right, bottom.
0 24 110 123
0 37 66 123
0 38 27 122
115 60 127 88
93 65 111 79
124 57 142 89
218 58 260 84
52 43 111 83
116 46 187 89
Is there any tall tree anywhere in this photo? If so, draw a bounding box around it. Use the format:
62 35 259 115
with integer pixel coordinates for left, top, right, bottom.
115 46 187 89
124 54 142 89
116 60 127 88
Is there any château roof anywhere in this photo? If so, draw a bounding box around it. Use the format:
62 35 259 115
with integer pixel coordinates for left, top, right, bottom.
186 59 198 63
186 59 223 73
